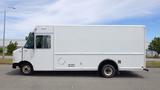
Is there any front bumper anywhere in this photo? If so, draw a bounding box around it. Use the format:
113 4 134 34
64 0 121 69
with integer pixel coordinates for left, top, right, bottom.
12 63 19 69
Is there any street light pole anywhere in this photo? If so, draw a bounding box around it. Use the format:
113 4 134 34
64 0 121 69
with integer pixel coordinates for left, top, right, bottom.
2 9 6 60
2 7 15 60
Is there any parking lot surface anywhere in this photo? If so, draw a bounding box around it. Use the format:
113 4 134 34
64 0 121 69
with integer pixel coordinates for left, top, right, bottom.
0 65 160 90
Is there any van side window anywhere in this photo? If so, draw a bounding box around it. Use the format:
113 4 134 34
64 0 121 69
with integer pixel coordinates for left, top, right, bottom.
36 35 51 49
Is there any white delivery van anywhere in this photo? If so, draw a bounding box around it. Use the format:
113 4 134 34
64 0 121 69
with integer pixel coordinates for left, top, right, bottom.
12 25 148 78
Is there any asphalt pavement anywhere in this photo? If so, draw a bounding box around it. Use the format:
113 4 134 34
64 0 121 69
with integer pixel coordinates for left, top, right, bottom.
0 65 160 90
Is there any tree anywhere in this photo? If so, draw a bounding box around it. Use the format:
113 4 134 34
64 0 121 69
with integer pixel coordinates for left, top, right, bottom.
148 37 160 55
0 47 3 53
7 41 18 55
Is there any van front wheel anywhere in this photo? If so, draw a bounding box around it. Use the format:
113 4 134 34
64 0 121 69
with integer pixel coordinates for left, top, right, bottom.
20 64 33 75
101 64 116 78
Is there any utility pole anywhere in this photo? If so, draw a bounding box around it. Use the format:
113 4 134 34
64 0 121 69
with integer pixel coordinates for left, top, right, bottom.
2 9 6 60
2 7 16 60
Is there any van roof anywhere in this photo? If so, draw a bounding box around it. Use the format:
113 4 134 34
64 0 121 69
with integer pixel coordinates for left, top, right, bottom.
35 25 145 28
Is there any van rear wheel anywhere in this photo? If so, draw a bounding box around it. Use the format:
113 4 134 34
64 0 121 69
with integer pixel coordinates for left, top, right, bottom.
20 64 33 75
101 64 116 78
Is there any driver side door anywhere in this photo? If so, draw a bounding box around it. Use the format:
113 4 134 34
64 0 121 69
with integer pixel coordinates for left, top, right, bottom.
33 34 54 71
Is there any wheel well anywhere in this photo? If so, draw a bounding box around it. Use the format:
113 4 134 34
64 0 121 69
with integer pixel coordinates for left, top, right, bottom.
19 61 33 69
98 59 119 72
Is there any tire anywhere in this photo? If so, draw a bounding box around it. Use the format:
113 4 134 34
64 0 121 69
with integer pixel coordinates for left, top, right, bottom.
20 64 33 75
101 64 116 78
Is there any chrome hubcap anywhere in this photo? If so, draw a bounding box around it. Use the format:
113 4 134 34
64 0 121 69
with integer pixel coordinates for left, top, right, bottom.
104 66 113 76
22 65 31 74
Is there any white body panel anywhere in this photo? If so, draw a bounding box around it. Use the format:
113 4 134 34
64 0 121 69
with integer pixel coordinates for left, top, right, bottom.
13 25 145 71
53 26 145 71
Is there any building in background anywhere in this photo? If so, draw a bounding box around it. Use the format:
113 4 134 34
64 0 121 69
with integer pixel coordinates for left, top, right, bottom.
145 42 159 57
146 50 158 57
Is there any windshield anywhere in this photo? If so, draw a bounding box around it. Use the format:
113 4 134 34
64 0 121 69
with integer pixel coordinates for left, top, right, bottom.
24 33 34 49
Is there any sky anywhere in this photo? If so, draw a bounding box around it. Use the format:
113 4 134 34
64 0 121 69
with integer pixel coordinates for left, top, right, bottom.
0 0 160 42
